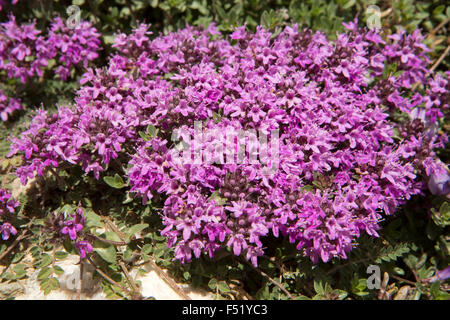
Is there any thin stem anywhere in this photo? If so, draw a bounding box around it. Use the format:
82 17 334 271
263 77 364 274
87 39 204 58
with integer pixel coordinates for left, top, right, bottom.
388 273 416 286
147 258 191 300
124 0 137 25
87 233 128 246
0 230 28 262
430 44 450 73
119 261 141 297
86 255 131 297
428 18 450 38
242 259 294 299
103 217 127 242
77 257 83 300
326 258 370 275
48 167 67 189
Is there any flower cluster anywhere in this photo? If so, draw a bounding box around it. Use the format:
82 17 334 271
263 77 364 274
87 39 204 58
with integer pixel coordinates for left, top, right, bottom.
45 17 101 80
9 21 448 266
0 188 20 240
0 89 22 121
60 207 92 258
0 15 47 83
0 14 101 121
0 14 101 83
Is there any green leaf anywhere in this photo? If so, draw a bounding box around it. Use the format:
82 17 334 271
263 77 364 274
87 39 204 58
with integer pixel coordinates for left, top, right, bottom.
60 204 75 216
139 131 150 141
142 244 152 255
103 174 125 189
13 264 27 279
123 247 132 262
147 124 158 138
53 265 64 275
433 5 445 16
36 254 52 268
183 271 191 281
314 280 325 295
94 245 117 264
208 278 217 290
122 192 134 204
295 295 311 300
217 281 230 293
429 280 450 300
55 251 69 260
125 223 149 242
209 191 227 206
51 277 59 290
332 289 348 300
11 252 25 264
37 267 52 281
84 209 104 229
105 231 122 242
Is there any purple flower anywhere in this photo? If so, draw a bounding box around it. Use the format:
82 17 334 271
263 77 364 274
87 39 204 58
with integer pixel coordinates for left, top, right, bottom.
428 163 450 196
75 240 93 259
8 20 448 267
61 208 85 240
0 222 17 240
424 266 450 283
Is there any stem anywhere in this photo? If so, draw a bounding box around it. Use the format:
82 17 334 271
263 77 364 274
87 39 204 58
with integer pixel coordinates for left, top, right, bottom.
388 273 416 286
242 259 294 299
119 261 141 297
428 18 450 38
430 44 450 73
87 233 128 246
77 257 83 300
86 255 132 297
48 167 67 189
147 258 191 300
326 258 370 275
0 230 28 262
125 0 137 25
103 217 127 242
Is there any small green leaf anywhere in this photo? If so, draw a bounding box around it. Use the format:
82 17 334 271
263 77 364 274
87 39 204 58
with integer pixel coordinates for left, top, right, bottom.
123 247 132 262
314 280 325 295
51 277 59 290
94 245 117 264
53 265 64 275
208 278 217 290
139 131 150 141
104 231 122 242
36 254 52 268
147 124 158 138
55 251 68 260
126 223 149 242
11 252 25 264
38 267 52 281
142 244 152 255
84 209 104 229
218 281 230 293
103 174 125 189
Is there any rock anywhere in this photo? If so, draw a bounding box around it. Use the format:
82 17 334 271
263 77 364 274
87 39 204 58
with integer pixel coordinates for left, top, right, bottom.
0 282 25 299
10 177 35 199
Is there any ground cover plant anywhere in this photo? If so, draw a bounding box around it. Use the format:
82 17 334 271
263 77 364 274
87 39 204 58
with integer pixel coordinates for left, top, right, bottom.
0 0 448 300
